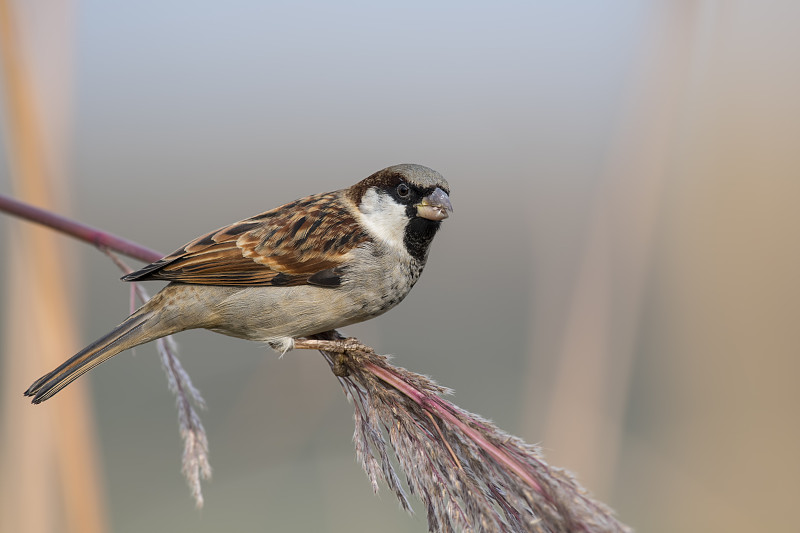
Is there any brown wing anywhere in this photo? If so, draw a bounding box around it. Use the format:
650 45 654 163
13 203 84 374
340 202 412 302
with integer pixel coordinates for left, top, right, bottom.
122 191 370 287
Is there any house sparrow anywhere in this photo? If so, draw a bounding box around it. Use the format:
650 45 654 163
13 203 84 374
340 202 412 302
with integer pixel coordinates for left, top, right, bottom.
25 164 452 404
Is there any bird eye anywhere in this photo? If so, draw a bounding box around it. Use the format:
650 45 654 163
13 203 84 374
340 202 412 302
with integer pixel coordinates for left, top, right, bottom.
396 183 410 198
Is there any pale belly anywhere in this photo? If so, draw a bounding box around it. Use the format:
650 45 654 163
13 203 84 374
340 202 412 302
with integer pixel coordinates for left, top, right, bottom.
173 244 426 349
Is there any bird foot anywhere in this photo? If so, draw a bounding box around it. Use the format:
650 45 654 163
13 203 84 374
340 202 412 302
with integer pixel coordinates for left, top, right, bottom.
293 336 372 377
332 353 351 377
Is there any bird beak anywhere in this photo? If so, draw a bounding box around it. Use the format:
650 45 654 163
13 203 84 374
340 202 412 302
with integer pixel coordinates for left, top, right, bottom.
416 187 453 221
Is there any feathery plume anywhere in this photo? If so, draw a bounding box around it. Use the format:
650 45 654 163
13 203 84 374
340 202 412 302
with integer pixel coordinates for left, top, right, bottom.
106 250 211 508
299 332 630 533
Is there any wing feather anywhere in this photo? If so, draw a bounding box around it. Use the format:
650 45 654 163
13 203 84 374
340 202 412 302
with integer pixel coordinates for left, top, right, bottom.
123 191 370 287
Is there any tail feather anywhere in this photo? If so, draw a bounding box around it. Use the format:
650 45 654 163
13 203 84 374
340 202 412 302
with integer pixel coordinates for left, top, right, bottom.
24 310 157 404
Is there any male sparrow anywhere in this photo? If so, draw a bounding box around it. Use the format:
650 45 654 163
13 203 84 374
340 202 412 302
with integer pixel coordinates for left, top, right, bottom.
25 164 452 404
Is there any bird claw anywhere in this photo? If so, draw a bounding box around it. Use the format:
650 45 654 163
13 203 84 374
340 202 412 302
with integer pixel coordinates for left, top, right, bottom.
333 353 351 377
332 338 368 376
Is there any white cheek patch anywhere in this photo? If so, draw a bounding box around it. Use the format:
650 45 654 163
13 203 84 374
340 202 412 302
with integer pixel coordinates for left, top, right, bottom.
358 188 409 250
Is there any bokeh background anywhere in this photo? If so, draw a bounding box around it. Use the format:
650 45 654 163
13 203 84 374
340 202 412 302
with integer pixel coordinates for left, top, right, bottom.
2 1 799 532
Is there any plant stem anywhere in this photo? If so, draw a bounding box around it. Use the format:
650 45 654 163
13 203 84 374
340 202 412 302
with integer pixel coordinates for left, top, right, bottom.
0 193 162 263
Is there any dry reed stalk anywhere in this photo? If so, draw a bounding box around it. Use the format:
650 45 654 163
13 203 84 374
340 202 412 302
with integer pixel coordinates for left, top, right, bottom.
0 1 107 531
530 3 697 495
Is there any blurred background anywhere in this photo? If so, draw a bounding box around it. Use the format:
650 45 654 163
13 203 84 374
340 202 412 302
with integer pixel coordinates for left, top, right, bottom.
1 1 799 532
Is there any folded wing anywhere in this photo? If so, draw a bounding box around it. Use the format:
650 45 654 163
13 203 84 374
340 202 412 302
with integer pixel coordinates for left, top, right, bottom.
123 192 369 287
